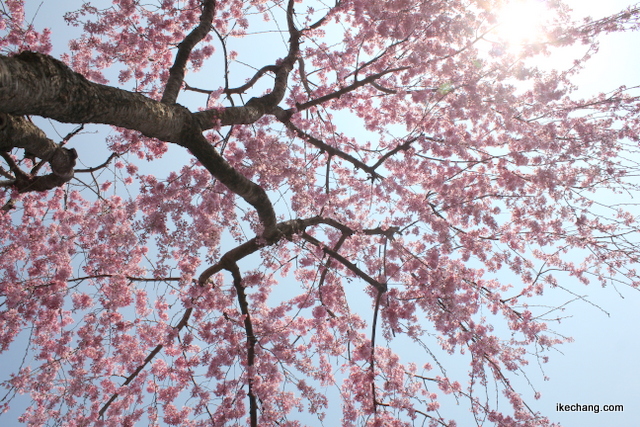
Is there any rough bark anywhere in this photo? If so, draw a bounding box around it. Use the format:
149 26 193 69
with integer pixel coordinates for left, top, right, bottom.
0 112 77 192
0 51 278 234
0 51 191 143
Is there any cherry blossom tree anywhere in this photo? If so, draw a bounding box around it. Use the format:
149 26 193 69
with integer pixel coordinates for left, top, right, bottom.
1 0 640 425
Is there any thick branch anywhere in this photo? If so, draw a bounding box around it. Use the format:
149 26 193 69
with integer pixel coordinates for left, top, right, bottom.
179 128 279 238
0 113 77 192
0 52 278 235
0 51 302 131
161 0 216 104
0 113 54 155
0 52 191 142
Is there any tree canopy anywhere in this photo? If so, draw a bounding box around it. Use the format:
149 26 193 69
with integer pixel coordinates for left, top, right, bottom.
1 0 640 425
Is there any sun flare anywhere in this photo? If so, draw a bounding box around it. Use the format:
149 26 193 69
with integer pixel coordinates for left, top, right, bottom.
492 0 549 47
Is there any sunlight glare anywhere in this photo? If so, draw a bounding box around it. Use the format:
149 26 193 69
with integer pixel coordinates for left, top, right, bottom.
493 0 549 47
